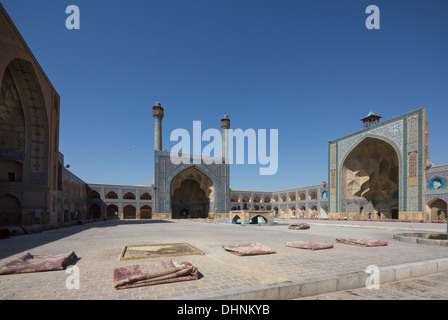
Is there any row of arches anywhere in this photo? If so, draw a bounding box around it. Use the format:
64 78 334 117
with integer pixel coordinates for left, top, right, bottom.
88 190 152 201
0 193 88 225
53 195 86 222
230 191 322 203
88 204 153 220
61 176 86 198
230 203 327 218
276 204 325 218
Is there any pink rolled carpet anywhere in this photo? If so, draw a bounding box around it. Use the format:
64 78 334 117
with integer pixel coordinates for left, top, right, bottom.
284 241 334 250
0 251 78 275
8 227 24 236
222 243 276 256
20 224 42 234
336 238 388 247
113 260 198 290
288 223 310 230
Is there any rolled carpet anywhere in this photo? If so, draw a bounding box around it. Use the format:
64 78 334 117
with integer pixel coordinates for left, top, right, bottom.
284 241 334 250
222 242 276 256
113 260 198 290
288 223 310 230
20 224 42 234
0 251 78 275
8 227 24 236
336 238 388 247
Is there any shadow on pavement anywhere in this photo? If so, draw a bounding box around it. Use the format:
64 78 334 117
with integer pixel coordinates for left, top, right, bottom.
0 219 174 260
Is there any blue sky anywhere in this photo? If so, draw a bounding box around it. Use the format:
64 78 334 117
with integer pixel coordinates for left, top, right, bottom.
2 0 448 191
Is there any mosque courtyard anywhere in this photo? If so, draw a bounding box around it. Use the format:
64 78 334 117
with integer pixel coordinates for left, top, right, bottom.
0 218 447 300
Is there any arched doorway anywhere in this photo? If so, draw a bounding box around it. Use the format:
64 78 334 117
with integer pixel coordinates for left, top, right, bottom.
89 204 101 219
251 214 268 224
106 204 118 219
428 198 447 220
0 194 21 225
0 160 23 183
140 205 152 219
289 206 296 217
341 137 399 218
123 205 136 219
170 166 213 219
309 205 318 218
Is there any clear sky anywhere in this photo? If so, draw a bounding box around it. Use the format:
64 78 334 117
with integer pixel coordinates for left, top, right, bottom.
2 0 448 191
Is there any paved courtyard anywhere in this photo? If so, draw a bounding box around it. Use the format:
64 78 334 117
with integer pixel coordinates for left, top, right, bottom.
300 270 448 300
0 218 447 300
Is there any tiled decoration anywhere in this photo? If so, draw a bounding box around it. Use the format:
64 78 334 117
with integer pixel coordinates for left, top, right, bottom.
6 60 48 185
153 150 230 214
328 108 427 215
425 165 448 205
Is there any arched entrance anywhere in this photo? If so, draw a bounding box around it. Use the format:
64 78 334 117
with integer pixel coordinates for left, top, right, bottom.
309 205 318 218
106 204 118 219
251 214 268 224
0 194 21 225
140 205 152 219
320 203 328 218
170 166 213 219
89 204 101 219
123 205 136 219
341 137 399 219
428 198 447 220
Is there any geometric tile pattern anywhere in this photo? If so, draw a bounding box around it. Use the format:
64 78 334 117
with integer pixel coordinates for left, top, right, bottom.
328 108 427 215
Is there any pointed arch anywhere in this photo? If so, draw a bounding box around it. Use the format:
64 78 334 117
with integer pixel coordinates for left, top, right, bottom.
123 192 136 200
340 136 401 218
0 194 21 225
3 59 49 185
106 204 118 219
427 198 447 220
123 205 136 219
140 205 152 219
165 164 221 214
140 192 152 200
105 191 118 199
88 190 100 198
168 165 215 218
231 194 240 202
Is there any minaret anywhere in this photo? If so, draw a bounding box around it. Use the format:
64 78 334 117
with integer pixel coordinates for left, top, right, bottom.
221 113 230 162
152 102 164 151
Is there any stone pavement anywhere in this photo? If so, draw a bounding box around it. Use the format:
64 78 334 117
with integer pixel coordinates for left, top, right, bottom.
299 270 448 300
0 218 447 300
